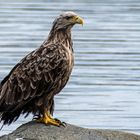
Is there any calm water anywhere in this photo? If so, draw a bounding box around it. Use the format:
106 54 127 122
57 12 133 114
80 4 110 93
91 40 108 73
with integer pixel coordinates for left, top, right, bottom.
0 0 140 136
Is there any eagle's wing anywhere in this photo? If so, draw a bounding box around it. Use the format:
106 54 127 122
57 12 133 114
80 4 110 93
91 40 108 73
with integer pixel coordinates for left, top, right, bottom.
0 44 66 107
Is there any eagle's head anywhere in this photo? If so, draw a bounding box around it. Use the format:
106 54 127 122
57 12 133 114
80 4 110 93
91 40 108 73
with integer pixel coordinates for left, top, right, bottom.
52 11 84 30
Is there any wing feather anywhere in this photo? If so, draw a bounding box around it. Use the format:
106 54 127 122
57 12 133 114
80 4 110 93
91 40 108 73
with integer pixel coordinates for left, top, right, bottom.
0 44 66 107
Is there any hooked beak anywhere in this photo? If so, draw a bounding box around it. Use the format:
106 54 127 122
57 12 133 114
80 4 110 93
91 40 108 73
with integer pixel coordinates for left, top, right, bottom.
73 15 84 25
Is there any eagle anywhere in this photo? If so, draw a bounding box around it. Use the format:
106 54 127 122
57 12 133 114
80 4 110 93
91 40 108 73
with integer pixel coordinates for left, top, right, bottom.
0 12 84 127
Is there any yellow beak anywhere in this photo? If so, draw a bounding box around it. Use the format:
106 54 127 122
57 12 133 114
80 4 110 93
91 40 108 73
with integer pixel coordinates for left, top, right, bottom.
73 15 84 25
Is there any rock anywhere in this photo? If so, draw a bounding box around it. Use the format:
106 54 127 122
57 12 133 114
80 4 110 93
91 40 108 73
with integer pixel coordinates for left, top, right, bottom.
0 121 140 140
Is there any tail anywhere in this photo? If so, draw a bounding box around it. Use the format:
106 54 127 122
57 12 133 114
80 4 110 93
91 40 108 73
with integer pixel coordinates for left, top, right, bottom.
0 100 32 127
0 123 4 130
0 93 24 126
0 63 26 127
0 111 22 126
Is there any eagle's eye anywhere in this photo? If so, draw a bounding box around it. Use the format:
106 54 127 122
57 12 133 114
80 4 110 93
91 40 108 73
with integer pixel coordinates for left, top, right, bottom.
65 16 72 20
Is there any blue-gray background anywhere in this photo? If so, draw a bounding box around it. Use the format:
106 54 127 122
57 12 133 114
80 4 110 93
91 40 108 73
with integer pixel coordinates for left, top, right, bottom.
0 0 140 136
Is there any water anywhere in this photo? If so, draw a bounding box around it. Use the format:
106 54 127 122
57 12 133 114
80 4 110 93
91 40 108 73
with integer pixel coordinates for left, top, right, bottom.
0 0 140 136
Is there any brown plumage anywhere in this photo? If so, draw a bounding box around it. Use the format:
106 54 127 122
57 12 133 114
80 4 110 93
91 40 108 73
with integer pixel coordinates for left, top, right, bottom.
0 12 84 126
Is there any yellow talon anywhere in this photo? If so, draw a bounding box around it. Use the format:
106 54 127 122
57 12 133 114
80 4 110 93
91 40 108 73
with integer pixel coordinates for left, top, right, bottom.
36 111 65 127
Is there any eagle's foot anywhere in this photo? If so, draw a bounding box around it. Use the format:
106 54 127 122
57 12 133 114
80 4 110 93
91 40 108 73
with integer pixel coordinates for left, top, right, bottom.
36 112 66 127
54 118 67 127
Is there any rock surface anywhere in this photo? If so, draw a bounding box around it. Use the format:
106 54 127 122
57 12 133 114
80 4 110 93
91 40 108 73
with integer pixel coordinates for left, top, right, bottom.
0 121 140 140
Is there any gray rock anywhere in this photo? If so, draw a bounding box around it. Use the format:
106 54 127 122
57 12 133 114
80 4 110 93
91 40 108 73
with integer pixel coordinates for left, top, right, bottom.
0 121 140 140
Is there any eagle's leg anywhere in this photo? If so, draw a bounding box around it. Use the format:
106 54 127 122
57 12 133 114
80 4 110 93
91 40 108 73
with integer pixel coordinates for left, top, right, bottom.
36 111 66 127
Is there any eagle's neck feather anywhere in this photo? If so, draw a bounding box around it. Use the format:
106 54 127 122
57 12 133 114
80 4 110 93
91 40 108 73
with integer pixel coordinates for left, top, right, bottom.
44 27 72 49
